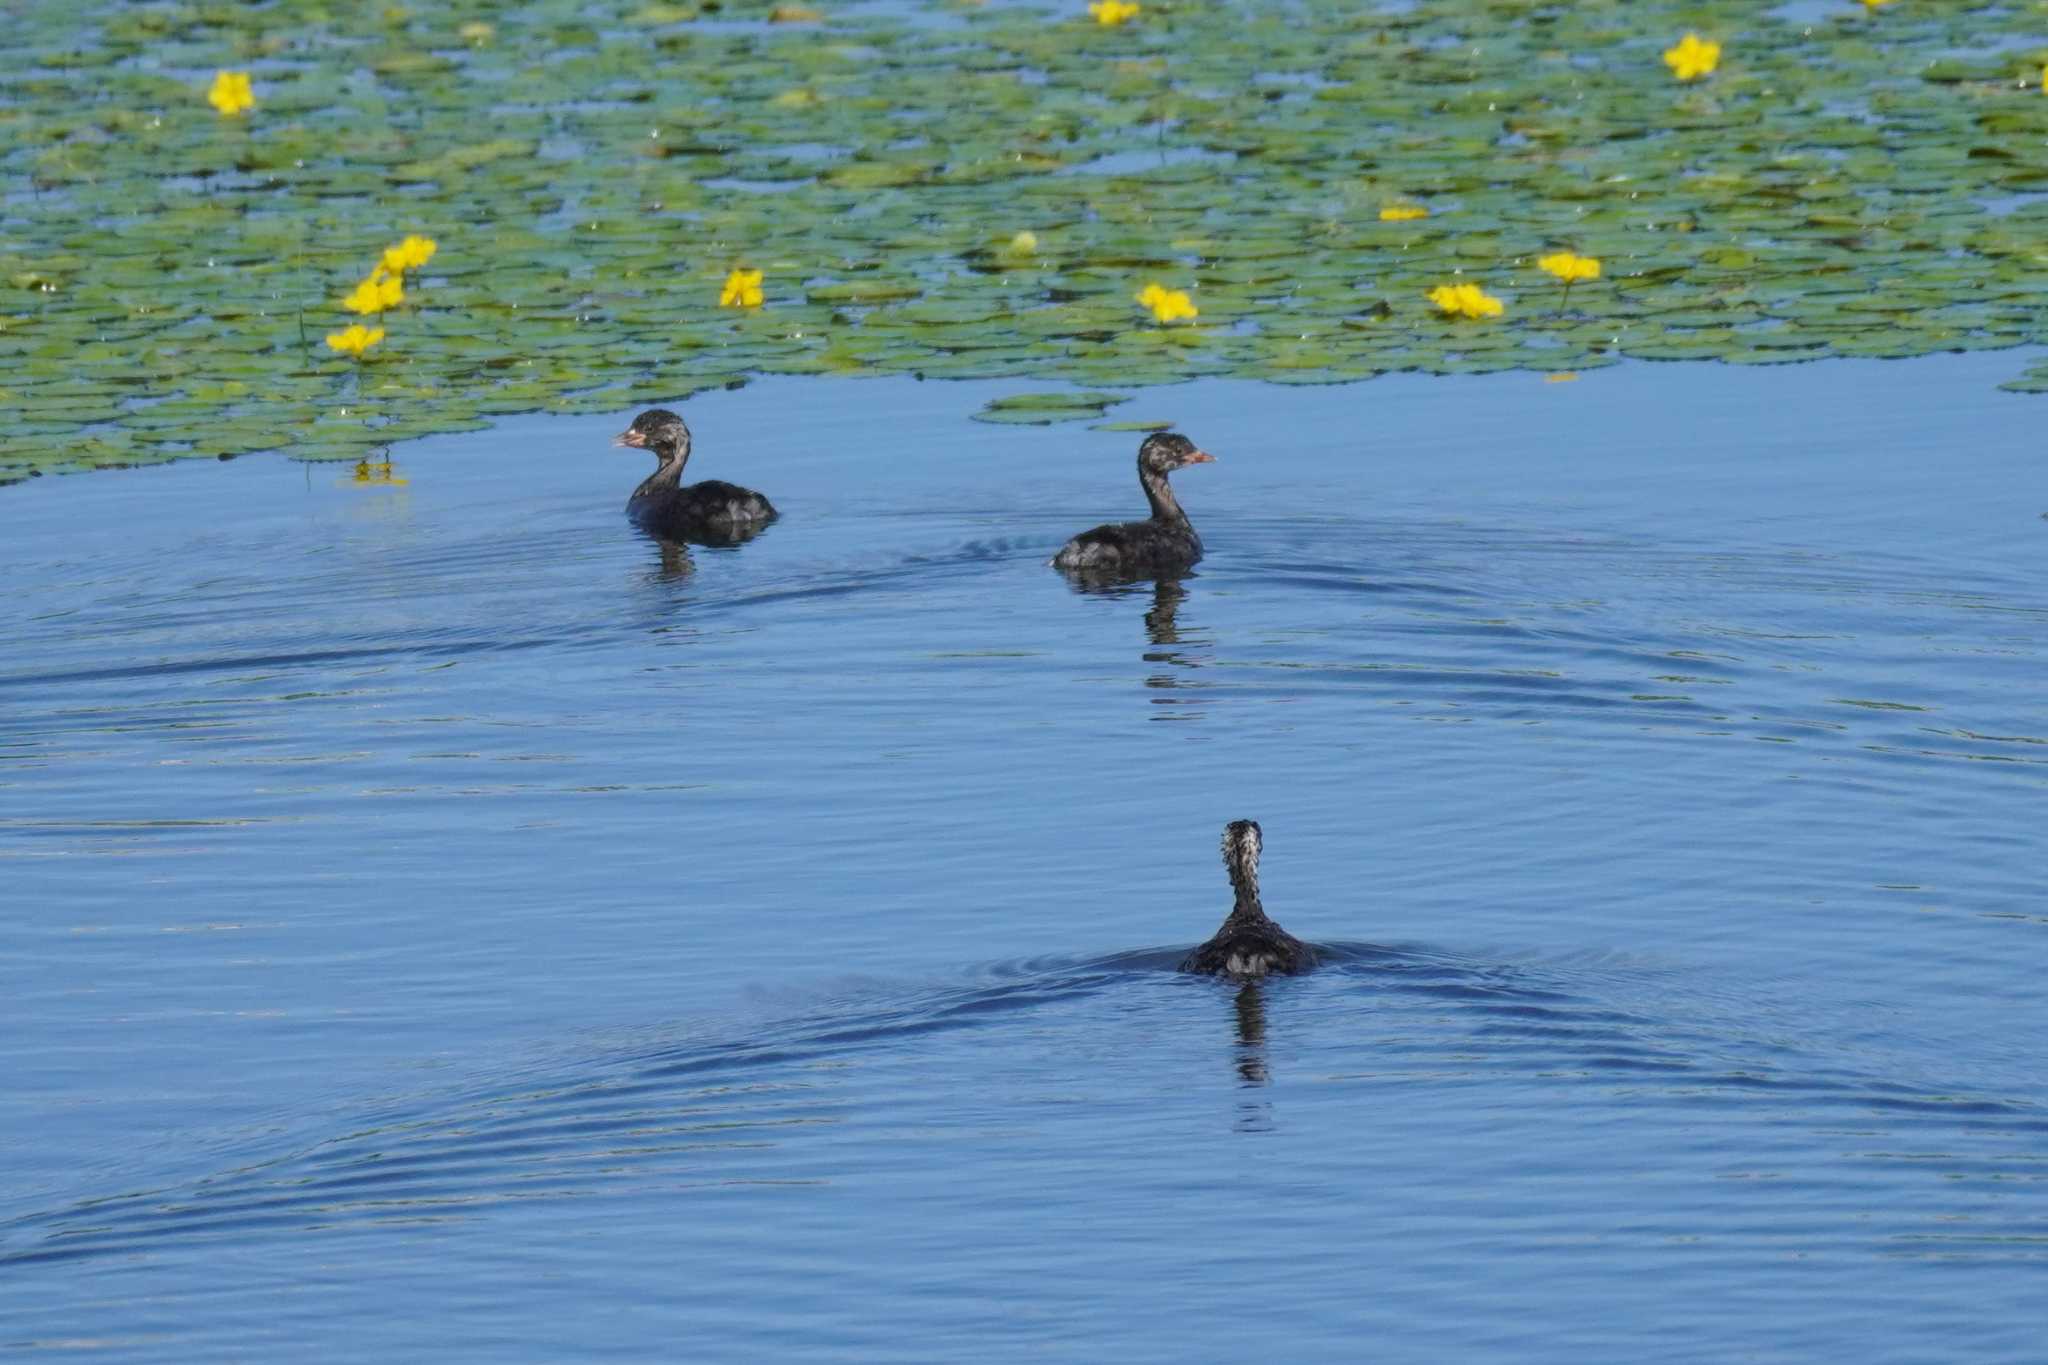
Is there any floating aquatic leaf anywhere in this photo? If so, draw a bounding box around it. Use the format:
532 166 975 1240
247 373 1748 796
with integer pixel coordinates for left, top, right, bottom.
972 390 1131 424
5 0 2048 482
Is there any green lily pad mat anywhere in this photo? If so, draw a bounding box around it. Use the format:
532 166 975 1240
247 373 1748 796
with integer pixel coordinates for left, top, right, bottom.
971 390 1130 423
4 0 2048 483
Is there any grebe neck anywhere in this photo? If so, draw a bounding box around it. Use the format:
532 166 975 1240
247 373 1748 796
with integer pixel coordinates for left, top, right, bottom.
1227 847 1262 918
1141 464 1188 525
633 443 691 500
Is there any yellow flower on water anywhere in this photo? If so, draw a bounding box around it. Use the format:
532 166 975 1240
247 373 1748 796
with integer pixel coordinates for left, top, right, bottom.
207 71 255 117
1379 203 1429 222
720 267 764 308
1857 0 1896 7
342 268 404 315
1427 282 1504 320
1135 282 1197 323
1007 230 1039 255
380 234 437 275
1088 0 1140 26
1663 33 1721 82
1537 251 1601 284
325 324 385 357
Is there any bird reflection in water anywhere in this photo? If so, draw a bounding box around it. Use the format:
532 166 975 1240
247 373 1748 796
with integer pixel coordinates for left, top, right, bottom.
636 514 775 584
649 516 772 552
1233 981 1270 1086
651 538 694 582
1231 982 1276 1133
1061 571 1209 711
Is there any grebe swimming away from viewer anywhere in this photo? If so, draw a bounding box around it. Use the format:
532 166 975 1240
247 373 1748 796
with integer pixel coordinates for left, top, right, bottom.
613 407 777 544
1181 820 1316 979
1052 432 1214 578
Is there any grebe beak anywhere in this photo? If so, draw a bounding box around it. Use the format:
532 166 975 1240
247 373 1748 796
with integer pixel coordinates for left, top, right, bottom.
1183 449 1216 464
613 429 646 449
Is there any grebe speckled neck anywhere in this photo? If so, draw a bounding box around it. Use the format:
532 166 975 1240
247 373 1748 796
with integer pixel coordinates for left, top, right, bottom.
1052 432 1214 580
612 407 777 546
1180 820 1316 979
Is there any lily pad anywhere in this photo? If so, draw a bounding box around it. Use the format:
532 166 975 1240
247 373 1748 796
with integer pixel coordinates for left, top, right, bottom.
971 390 1131 425
6 0 2048 483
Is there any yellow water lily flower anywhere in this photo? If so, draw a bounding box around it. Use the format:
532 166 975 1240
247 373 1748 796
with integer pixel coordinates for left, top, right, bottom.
1427 282 1504 320
380 234 437 275
1135 282 1197 323
1857 0 1896 8
1537 251 1601 284
1088 0 1140 26
342 268 405 315
720 267 765 308
1007 230 1039 254
325 324 385 357
207 71 255 117
1663 33 1721 82
1379 203 1429 222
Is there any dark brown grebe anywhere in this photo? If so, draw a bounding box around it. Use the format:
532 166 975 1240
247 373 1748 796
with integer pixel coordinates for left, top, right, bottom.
613 408 777 544
1052 432 1214 578
1180 820 1316 979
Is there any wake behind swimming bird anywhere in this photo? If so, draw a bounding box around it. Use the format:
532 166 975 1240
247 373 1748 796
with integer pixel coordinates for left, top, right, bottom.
613 407 778 545
1180 820 1317 979
1052 432 1215 579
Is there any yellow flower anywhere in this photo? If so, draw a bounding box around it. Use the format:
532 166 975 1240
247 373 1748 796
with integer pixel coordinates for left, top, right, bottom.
325 324 385 357
719 267 765 308
342 268 405 315
1088 0 1140 26
206 71 255 117
1858 0 1896 7
1379 203 1429 222
1536 251 1601 284
349 457 409 486
1663 33 1721 82
1426 282 1504 320
1135 282 1197 323
380 235 437 275
1007 230 1039 255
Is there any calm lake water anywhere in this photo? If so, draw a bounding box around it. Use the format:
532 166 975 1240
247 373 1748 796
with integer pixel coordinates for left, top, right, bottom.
3 356 2046 1360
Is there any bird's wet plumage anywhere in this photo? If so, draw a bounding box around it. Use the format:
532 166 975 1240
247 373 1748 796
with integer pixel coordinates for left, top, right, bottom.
613 407 777 546
1180 820 1316 979
1053 432 1214 580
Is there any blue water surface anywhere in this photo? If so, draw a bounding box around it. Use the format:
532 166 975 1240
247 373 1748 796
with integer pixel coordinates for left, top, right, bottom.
2 355 2046 1359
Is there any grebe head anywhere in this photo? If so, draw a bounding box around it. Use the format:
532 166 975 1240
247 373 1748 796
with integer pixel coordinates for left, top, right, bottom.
1222 819 1262 904
1138 432 1216 477
614 408 691 462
